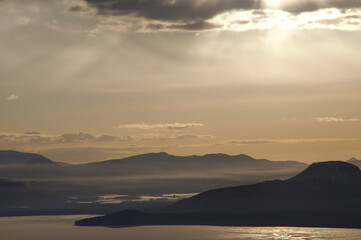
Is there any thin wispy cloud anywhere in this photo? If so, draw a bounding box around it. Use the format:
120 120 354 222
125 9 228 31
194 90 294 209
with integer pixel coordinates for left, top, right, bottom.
24 131 41 135
16 16 31 25
0 132 214 144
225 138 357 145
139 134 214 141
225 139 275 145
316 117 360 122
116 123 204 131
6 94 19 101
0 132 132 144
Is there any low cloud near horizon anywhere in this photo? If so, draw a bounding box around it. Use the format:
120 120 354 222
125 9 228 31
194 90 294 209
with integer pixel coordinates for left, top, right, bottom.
0 132 129 144
225 138 358 145
6 94 19 101
0 131 215 145
116 122 204 131
316 117 360 122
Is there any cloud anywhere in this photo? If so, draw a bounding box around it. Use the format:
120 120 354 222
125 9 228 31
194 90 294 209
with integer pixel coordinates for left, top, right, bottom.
139 134 215 141
70 0 361 32
0 131 213 145
16 16 31 25
276 0 361 13
146 20 220 31
225 138 357 144
0 132 131 144
56 132 96 142
80 0 361 20
316 117 360 122
0 133 52 144
6 94 19 101
80 0 361 21
77 0 256 22
24 131 41 135
117 122 204 131
210 8 361 32
226 139 275 144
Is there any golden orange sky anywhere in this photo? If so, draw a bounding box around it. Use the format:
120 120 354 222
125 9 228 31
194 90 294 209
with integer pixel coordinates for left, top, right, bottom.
0 0 360 163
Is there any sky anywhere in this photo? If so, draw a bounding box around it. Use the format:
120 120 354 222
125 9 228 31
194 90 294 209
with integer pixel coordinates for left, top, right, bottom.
0 0 361 163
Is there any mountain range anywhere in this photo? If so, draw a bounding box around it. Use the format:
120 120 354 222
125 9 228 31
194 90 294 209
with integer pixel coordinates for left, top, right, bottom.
0 150 308 197
0 150 307 177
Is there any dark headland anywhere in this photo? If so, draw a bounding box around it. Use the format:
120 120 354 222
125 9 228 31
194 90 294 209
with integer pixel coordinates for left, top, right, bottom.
75 161 361 229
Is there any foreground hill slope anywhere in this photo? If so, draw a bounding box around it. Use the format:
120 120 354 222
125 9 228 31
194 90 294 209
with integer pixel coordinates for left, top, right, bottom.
167 161 361 214
75 161 361 228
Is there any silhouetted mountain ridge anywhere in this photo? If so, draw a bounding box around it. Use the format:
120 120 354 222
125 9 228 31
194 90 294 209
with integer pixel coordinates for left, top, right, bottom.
289 161 361 183
168 161 361 213
83 152 307 176
0 150 47 165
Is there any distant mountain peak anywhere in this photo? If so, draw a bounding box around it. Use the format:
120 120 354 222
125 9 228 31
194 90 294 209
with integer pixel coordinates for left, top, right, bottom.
157 152 170 156
348 157 359 162
204 153 230 157
235 154 254 160
289 161 361 183
139 152 171 157
202 153 254 160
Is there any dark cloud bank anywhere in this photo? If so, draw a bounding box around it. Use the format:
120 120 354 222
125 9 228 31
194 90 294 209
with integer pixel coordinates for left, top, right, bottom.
73 0 361 30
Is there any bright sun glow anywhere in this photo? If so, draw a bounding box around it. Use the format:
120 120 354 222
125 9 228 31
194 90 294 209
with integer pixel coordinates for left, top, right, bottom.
208 7 361 32
262 0 283 9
